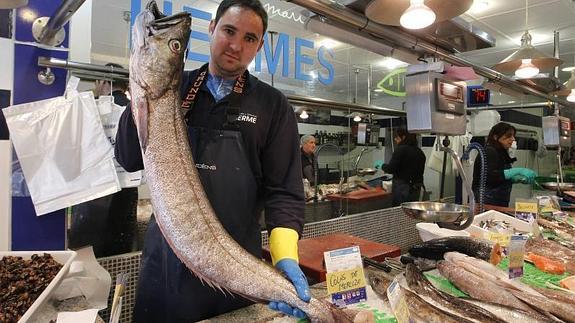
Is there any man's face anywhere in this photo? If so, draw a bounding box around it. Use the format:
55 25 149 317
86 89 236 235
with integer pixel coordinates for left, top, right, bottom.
302 139 316 155
209 6 264 78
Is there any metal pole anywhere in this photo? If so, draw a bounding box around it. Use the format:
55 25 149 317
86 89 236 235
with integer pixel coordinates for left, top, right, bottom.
38 56 129 79
367 64 372 106
466 101 552 111
39 0 86 45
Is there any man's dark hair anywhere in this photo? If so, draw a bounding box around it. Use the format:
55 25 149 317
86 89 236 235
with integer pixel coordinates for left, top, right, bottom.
214 0 268 35
394 127 418 146
486 122 516 147
105 63 128 91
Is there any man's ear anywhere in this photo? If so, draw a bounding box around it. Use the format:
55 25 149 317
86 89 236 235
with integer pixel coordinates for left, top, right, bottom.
209 20 215 36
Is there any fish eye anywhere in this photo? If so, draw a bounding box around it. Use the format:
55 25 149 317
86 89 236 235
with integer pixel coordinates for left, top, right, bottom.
168 39 182 53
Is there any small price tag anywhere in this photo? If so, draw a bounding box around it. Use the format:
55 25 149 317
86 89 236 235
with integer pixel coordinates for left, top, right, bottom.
386 280 410 323
515 199 538 223
324 246 367 307
487 232 511 247
508 235 528 279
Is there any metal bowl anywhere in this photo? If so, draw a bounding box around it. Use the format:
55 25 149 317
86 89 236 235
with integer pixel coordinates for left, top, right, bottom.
401 201 470 223
538 182 575 191
357 168 377 176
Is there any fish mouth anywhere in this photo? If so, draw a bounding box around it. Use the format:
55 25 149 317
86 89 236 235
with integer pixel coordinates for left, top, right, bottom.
146 0 191 30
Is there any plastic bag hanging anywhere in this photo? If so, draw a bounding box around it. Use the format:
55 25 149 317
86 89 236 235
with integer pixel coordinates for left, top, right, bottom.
3 90 121 215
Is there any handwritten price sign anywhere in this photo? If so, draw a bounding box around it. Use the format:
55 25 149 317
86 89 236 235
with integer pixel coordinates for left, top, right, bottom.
326 267 366 294
324 246 367 307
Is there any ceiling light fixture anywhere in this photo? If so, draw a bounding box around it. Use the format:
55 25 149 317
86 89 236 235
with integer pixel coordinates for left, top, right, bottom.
365 0 472 29
515 59 539 78
378 57 409 70
353 115 362 122
469 0 489 14
300 110 309 119
492 0 562 76
400 0 436 29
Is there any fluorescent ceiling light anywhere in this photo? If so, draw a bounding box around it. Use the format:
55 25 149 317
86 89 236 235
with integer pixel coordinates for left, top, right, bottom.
563 66 575 72
318 38 339 49
469 0 489 14
567 89 575 102
378 57 408 70
400 0 436 30
514 58 539 78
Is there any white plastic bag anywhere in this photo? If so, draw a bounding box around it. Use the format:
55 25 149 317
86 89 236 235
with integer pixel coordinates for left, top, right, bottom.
96 96 143 188
3 91 120 215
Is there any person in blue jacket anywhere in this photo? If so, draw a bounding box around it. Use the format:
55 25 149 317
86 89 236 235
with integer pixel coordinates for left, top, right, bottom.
472 122 537 207
114 0 309 321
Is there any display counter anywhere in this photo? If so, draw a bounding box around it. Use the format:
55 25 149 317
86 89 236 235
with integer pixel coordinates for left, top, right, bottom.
262 233 400 282
304 188 392 223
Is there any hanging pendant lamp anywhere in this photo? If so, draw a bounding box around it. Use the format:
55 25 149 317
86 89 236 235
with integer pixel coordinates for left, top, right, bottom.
492 0 562 76
365 0 473 29
493 31 563 75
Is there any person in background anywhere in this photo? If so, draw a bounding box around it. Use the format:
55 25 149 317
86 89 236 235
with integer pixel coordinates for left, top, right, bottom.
383 128 426 206
68 63 138 257
300 134 317 186
472 122 537 207
93 63 130 105
114 0 309 321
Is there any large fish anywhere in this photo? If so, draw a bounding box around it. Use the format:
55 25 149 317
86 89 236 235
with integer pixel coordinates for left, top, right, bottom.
129 2 354 322
367 269 467 323
436 260 532 312
404 263 505 323
462 299 559 323
409 237 503 264
443 252 542 296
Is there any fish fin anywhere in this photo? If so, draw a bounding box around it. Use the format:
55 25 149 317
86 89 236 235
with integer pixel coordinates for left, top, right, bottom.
132 97 149 152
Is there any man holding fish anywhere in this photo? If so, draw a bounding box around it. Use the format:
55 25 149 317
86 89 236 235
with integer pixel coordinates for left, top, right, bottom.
115 0 310 321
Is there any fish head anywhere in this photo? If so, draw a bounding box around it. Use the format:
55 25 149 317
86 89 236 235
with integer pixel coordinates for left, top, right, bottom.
130 1 191 100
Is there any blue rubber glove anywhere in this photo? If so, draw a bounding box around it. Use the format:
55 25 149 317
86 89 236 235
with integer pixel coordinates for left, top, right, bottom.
503 168 537 183
268 259 310 319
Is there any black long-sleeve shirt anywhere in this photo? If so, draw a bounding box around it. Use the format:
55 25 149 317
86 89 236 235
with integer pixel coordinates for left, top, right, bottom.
472 144 513 190
383 144 426 184
115 69 305 234
301 149 316 185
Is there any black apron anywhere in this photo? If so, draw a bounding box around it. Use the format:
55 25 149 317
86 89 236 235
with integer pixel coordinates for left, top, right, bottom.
391 178 422 206
481 162 513 207
133 65 260 322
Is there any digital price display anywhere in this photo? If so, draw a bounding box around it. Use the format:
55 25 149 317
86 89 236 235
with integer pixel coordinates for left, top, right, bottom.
467 86 490 107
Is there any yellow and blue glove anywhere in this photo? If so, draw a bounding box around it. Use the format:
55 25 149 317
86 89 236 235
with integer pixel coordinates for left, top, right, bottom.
268 227 310 319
